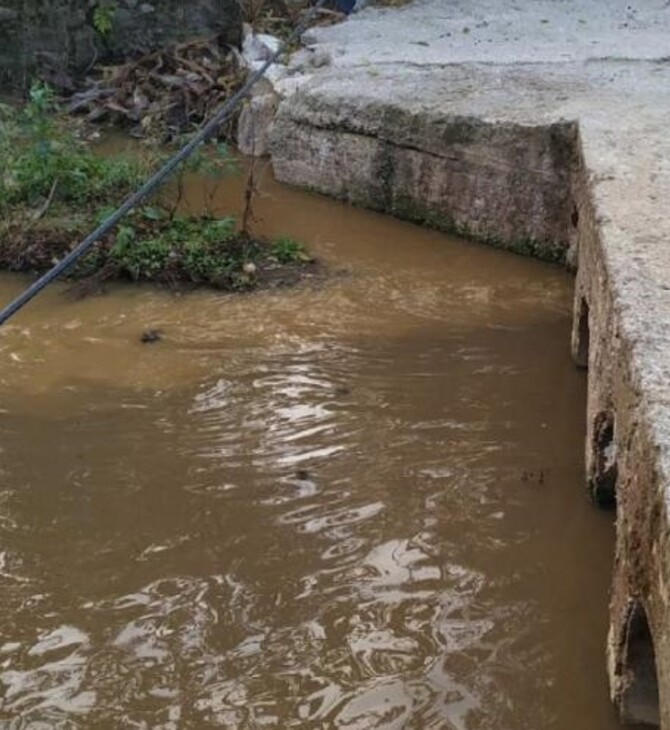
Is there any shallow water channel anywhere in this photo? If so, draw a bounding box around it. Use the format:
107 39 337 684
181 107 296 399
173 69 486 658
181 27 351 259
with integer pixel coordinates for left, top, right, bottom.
0 162 619 728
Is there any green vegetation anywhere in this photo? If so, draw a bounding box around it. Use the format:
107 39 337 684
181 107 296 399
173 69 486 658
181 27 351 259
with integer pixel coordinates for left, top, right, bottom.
0 83 315 292
271 236 309 263
100 211 260 289
92 1 118 38
0 83 144 212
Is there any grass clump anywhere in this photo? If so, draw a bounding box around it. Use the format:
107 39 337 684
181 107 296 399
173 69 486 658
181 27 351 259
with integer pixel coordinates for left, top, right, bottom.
271 235 309 263
100 210 260 290
0 83 316 293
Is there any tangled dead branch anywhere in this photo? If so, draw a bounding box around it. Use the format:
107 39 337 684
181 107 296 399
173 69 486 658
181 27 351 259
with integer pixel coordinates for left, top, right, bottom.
68 37 247 141
66 1 348 141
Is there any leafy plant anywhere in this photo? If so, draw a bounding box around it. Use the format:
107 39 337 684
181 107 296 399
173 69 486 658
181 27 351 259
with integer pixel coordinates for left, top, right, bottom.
103 212 240 282
271 235 307 263
93 2 117 38
115 237 172 279
0 83 314 294
0 82 144 214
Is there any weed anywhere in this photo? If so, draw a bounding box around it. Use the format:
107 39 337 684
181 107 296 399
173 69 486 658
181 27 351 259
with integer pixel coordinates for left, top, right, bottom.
0 82 144 213
114 236 172 279
165 137 239 219
271 235 308 263
93 2 118 38
0 83 315 293
104 212 242 282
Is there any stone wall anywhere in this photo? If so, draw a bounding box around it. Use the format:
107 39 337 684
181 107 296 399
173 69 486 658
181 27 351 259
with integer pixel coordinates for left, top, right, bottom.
0 0 242 90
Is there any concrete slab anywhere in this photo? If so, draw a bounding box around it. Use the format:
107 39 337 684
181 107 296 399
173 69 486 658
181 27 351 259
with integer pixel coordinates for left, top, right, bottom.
261 1 670 726
304 0 670 65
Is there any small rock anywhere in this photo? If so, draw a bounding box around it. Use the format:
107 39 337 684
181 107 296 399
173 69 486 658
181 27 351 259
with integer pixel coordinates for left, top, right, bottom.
295 469 310 481
242 30 281 64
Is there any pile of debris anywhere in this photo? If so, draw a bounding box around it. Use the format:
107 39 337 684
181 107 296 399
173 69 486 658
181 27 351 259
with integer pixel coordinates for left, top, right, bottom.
67 36 247 141
65 1 348 142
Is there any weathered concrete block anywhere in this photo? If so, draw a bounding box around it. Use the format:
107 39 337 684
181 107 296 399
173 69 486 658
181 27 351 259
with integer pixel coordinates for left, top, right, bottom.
270 80 577 263
0 6 17 22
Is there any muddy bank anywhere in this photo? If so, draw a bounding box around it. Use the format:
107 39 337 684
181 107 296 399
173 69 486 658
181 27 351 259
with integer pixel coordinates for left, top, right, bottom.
0 215 320 294
0 91 317 296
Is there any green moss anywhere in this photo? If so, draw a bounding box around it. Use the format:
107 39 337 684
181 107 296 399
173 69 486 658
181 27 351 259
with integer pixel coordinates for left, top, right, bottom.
291 178 562 261
438 117 481 146
371 189 566 265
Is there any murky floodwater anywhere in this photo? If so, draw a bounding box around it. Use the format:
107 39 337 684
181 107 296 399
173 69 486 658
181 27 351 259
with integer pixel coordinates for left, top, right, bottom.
0 160 618 729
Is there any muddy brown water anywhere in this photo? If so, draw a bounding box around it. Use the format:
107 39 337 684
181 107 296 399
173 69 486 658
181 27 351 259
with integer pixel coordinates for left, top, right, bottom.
0 160 620 729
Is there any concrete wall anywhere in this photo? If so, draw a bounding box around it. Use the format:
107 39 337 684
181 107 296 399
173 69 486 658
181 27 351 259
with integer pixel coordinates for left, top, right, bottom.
0 0 242 90
571 166 666 728
271 89 578 264
266 64 670 726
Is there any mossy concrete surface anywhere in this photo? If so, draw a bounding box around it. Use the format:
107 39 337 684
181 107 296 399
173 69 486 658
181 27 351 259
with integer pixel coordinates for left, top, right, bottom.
271 88 577 263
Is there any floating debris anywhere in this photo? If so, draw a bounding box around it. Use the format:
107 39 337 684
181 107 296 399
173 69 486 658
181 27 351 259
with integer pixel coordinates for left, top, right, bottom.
140 329 162 344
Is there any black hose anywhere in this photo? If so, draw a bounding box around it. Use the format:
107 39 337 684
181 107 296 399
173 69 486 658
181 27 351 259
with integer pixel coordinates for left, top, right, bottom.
0 0 327 326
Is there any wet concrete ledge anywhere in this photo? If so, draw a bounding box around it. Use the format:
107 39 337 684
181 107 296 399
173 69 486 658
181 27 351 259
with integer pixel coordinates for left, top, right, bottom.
261 4 670 724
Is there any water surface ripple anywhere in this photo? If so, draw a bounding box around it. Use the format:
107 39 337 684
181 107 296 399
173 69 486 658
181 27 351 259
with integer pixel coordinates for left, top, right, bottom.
0 166 615 729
